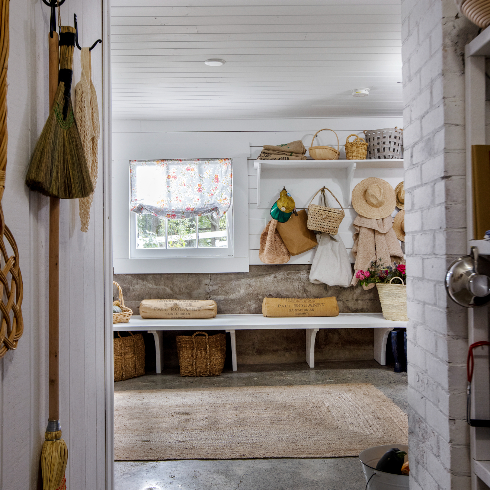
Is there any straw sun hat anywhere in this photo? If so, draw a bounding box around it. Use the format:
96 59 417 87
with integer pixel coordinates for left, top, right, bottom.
395 181 405 209
352 177 396 219
393 210 405 242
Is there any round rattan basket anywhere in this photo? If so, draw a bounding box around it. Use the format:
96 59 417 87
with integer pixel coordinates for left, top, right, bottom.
113 281 133 324
461 0 490 28
345 134 368 160
309 129 340 160
376 277 408 321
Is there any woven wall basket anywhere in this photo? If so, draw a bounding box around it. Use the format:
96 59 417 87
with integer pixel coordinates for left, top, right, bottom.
376 277 408 321
345 134 368 160
307 187 345 235
309 129 340 160
113 281 133 324
176 331 226 377
461 0 490 28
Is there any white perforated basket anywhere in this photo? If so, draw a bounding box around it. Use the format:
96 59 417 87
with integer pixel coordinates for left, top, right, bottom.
364 127 403 159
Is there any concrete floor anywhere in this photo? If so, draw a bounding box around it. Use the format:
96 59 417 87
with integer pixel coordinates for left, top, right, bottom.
114 360 407 490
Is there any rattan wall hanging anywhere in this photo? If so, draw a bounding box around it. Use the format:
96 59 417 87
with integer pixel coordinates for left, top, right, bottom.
0 0 24 359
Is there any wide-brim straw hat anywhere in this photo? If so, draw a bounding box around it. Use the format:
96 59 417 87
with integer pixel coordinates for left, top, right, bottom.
352 177 396 219
395 181 405 209
393 210 405 242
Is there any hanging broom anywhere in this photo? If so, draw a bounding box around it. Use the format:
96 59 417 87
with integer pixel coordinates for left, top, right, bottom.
25 25 93 199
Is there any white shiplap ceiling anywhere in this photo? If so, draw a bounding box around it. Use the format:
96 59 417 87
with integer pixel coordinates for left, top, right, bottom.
111 0 402 120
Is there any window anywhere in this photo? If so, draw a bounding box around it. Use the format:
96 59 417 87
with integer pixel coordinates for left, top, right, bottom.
113 156 248 273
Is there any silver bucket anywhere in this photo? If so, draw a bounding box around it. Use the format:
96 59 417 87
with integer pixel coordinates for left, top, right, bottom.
359 444 409 490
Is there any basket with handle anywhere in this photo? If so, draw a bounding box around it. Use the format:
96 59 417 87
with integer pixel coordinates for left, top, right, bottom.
308 129 340 160
176 331 226 376
376 276 408 321
113 281 133 324
306 187 345 235
461 0 490 28
345 134 368 160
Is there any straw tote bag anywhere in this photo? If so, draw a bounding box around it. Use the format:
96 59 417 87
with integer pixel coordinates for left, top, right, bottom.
259 219 290 264
307 187 345 235
276 210 318 256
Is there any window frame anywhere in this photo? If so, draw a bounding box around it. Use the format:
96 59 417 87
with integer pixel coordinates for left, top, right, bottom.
113 155 249 274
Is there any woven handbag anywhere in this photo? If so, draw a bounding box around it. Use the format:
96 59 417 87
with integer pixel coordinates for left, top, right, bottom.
176 331 226 377
113 281 132 324
114 332 146 382
308 129 340 160
307 187 345 235
345 134 368 160
376 277 408 321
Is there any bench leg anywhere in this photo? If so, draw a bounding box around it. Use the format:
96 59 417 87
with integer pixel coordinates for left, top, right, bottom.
374 327 394 365
306 328 319 369
226 329 237 371
148 330 164 374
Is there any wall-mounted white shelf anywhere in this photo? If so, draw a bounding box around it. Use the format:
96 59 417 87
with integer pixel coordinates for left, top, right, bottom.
254 159 404 209
469 240 490 255
475 461 490 488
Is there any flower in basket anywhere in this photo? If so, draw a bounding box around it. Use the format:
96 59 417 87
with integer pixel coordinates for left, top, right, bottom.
356 259 406 288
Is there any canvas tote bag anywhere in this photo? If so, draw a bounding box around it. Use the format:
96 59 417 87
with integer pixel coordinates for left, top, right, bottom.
276 210 318 256
259 219 290 264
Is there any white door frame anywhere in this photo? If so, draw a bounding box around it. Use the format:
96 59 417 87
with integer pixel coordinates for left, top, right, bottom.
103 0 114 488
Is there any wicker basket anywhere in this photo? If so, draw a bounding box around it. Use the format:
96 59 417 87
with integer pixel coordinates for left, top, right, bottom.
461 0 490 28
364 127 403 159
309 129 340 160
176 331 226 377
307 187 345 235
376 277 408 321
113 281 132 324
345 134 368 160
114 332 146 382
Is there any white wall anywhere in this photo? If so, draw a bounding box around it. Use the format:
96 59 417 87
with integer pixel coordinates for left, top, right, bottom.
0 1 107 489
113 116 403 270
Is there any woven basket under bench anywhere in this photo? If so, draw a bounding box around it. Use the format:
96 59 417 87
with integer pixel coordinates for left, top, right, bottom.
114 332 146 382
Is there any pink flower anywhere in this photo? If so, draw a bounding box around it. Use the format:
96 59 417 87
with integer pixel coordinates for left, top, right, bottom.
397 264 406 274
356 270 368 279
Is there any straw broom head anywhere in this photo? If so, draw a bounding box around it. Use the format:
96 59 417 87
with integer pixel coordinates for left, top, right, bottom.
41 429 68 490
25 26 93 199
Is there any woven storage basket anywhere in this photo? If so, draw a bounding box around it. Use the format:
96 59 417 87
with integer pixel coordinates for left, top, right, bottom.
307 187 345 235
376 277 408 321
345 134 368 160
114 332 146 382
176 331 226 377
113 281 132 324
461 0 490 28
309 129 340 160
364 127 403 159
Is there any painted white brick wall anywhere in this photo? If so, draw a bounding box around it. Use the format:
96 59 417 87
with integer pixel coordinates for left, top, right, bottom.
402 0 478 488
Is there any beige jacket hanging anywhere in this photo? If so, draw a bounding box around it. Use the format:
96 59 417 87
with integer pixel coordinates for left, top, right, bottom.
75 47 100 232
351 215 404 289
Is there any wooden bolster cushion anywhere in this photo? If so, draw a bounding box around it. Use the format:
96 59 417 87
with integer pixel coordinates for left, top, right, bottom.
139 299 218 319
262 297 339 317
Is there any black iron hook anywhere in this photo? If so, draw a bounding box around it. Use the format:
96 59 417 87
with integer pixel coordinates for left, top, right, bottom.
42 0 66 38
74 14 102 51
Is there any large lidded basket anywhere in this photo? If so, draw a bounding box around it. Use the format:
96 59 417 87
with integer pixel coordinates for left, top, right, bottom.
364 127 403 159
113 281 132 324
308 129 340 160
176 331 226 376
376 277 408 321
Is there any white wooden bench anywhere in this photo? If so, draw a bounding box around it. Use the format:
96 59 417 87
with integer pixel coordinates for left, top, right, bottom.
113 314 408 373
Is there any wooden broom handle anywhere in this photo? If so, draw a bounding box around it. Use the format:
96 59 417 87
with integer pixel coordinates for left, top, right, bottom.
48 32 60 422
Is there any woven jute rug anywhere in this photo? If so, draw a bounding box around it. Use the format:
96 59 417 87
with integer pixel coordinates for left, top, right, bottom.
114 383 408 460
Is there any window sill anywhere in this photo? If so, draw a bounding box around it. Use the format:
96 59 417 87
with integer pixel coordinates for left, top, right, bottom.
113 257 249 274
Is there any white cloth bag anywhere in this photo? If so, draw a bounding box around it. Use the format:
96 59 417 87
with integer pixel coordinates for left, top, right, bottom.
309 233 353 287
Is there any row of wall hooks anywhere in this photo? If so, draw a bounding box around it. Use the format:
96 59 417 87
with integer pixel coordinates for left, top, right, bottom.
42 0 102 50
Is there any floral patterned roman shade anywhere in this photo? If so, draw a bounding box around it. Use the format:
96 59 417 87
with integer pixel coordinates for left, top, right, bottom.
130 159 232 219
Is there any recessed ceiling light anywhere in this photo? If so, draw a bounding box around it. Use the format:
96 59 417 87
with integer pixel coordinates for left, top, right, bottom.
204 59 225 66
352 88 370 97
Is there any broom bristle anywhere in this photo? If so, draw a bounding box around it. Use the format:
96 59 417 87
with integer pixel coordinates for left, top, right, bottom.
25 26 94 199
41 430 68 490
